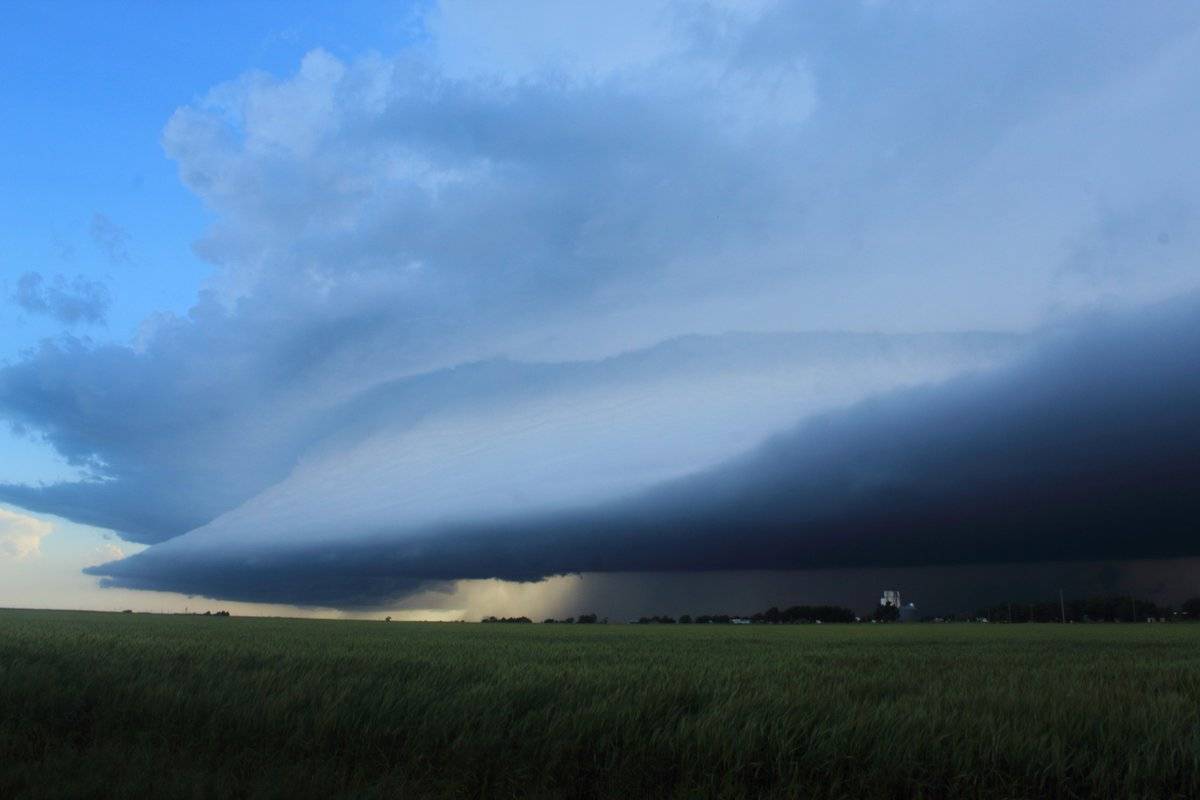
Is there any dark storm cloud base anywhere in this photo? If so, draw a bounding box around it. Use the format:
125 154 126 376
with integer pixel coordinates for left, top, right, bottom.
88 295 1200 608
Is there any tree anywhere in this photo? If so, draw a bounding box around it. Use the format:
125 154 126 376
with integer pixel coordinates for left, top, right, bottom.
1182 597 1200 620
679 614 693 624
873 603 900 623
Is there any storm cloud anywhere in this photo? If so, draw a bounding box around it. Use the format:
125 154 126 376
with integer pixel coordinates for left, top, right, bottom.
88 297 1200 607
0 328 1020 543
1 2 1199 610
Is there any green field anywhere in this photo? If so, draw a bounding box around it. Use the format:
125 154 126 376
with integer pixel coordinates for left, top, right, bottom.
3 610 1200 799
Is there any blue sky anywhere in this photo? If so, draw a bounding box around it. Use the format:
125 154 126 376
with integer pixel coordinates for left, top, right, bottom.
2 1 1199 618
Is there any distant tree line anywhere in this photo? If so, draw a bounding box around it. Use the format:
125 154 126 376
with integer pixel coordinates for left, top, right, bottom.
758 605 857 624
975 595 1190 623
636 605 857 624
872 603 900 623
477 597 1200 625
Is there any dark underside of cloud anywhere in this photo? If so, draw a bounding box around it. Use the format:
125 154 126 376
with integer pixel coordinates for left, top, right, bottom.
87 295 1200 608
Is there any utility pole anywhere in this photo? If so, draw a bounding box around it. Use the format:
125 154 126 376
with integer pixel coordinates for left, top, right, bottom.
1059 589 1066 624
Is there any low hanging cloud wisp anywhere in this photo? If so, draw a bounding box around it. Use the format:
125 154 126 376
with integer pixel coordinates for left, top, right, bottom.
11 272 110 326
87 297 1200 607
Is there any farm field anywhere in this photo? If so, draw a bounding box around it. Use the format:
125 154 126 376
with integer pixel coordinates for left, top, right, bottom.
3 609 1199 799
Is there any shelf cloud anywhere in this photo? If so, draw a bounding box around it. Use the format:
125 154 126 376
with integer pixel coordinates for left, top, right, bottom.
0 2 1198 610
87 297 1200 607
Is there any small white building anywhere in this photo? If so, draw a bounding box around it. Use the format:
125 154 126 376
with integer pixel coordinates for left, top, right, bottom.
880 590 901 608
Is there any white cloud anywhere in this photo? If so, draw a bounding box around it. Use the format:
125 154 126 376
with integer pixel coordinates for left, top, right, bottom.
0 507 53 560
89 542 125 566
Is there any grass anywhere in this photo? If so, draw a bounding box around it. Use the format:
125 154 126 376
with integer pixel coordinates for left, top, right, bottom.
2 609 1200 799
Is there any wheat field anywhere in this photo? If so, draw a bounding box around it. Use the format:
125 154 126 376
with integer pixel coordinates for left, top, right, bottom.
3 609 1199 799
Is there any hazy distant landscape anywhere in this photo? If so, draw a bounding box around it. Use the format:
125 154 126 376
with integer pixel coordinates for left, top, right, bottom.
4 609 1200 799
